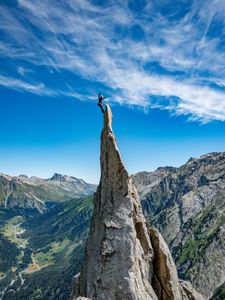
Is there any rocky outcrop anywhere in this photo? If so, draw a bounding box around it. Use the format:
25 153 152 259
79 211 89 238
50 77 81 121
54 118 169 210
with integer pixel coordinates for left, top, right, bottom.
150 227 184 299
149 228 204 300
72 105 203 300
180 281 205 300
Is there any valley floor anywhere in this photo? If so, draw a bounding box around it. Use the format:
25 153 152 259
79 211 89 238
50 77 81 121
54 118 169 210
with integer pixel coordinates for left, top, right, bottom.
0 217 44 299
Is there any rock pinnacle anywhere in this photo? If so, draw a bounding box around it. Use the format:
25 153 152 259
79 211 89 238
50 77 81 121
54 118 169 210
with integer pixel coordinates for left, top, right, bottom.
72 105 204 300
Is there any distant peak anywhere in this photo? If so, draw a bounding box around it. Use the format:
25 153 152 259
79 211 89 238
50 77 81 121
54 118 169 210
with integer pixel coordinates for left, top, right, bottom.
187 157 196 163
18 174 29 179
156 166 176 172
50 173 66 182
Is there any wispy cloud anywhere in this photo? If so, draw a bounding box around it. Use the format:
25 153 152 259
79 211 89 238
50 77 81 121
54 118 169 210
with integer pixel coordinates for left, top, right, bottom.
0 75 55 95
17 66 33 76
0 0 225 122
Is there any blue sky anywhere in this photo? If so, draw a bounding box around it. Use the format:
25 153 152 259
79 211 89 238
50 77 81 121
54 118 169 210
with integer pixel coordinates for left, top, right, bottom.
0 0 225 183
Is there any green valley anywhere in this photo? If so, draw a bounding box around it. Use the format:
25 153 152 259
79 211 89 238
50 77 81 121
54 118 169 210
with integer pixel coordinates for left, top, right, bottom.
0 196 92 300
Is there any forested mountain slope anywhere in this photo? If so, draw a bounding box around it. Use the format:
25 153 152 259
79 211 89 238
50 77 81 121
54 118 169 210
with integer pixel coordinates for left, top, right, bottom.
0 196 92 300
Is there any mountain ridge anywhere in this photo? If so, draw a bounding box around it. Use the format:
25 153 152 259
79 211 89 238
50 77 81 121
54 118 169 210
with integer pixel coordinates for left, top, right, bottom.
0 172 96 212
132 151 225 299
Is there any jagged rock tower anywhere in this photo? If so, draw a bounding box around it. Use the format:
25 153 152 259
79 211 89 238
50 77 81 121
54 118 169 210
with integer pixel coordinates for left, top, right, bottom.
72 105 204 300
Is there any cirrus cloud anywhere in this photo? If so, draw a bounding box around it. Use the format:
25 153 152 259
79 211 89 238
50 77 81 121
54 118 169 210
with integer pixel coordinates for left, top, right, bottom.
0 0 225 122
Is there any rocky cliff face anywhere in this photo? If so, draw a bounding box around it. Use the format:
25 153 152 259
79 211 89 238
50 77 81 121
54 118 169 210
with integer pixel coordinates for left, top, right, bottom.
72 105 204 300
132 153 225 299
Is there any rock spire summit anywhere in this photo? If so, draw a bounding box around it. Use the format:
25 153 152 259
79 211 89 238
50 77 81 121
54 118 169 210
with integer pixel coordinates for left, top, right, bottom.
72 105 204 300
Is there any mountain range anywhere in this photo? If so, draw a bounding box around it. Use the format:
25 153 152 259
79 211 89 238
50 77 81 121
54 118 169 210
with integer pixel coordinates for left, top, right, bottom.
0 152 225 299
132 152 225 299
0 172 96 212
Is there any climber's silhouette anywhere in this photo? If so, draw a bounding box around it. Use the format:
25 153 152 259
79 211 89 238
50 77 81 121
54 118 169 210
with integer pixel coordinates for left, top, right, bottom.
98 93 106 114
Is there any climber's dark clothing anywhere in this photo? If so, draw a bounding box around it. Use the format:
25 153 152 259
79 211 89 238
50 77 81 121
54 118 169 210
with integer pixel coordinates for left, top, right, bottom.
98 93 106 114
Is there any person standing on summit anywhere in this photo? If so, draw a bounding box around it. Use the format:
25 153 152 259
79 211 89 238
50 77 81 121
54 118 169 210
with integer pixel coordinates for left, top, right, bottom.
98 93 106 113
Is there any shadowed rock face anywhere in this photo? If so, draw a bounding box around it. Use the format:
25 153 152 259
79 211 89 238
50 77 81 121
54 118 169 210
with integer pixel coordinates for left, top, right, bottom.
72 105 204 300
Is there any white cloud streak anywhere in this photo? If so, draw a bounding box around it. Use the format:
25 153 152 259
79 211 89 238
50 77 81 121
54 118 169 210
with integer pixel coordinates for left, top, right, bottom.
0 0 225 122
0 75 55 95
